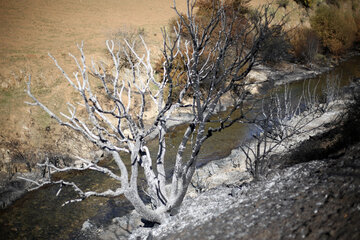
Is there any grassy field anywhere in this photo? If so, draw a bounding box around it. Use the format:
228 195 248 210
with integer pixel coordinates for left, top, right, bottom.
0 0 188 153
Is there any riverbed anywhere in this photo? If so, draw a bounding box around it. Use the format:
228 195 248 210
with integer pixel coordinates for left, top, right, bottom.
0 55 359 239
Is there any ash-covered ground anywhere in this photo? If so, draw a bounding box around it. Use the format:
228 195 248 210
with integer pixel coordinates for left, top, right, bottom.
135 147 360 239
129 89 360 240
74 83 360 240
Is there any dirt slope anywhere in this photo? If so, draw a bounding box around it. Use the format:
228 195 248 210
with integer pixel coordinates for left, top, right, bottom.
0 0 188 176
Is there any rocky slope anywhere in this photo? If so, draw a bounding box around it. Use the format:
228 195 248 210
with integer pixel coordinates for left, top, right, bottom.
129 88 360 239
67 81 359 240
137 146 360 240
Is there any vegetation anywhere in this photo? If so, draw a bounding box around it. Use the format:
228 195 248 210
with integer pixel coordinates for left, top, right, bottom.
276 0 290 9
108 26 147 70
291 27 319 63
294 0 314 8
24 0 286 223
155 0 290 98
154 0 252 100
310 4 357 55
241 80 332 179
260 25 291 63
18 0 358 228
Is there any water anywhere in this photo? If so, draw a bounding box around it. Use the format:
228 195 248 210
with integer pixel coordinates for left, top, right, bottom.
0 56 359 239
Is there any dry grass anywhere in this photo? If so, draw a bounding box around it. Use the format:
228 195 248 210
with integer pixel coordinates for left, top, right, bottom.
0 0 307 155
0 0 187 153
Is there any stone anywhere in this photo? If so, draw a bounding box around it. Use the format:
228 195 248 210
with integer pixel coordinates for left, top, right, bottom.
81 219 94 231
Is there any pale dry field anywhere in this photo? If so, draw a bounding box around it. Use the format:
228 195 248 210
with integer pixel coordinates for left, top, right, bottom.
0 0 188 151
0 0 302 155
0 0 187 85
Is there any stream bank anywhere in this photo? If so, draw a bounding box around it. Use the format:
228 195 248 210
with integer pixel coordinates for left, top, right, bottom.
128 81 360 240
132 142 360 240
0 55 359 239
75 79 360 240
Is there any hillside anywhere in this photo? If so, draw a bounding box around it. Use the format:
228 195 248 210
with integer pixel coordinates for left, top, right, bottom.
0 0 187 179
129 82 360 239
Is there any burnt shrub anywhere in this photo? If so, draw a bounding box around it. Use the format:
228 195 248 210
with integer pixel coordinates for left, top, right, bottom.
260 26 291 64
353 10 360 43
343 79 360 144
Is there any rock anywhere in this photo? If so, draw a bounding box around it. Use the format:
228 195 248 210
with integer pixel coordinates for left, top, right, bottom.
92 150 105 163
1 82 9 89
73 159 85 168
81 219 94 231
1 148 11 163
247 70 268 83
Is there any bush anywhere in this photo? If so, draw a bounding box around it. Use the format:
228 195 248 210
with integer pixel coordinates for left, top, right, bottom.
295 0 314 8
291 27 320 63
109 26 146 69
154 54 188 101
310 5 357 54
261 26 291 64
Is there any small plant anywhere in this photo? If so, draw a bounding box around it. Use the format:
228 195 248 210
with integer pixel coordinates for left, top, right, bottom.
322 74 341 103
353 11 360 43
107 26 147 70
241 80 331 180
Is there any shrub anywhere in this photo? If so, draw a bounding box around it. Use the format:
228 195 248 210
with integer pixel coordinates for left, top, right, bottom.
261 26 291 64
108 26 146 70
310 5 357 54
291 27 320 63
154 54 188 101
277 0 290 9
295 0 314 8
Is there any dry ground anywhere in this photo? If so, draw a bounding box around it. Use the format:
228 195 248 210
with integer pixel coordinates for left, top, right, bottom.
0 0 188 161
0 0 307 172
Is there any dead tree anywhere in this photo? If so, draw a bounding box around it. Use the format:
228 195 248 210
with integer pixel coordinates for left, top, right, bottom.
241 79 338 180
24 0 285 223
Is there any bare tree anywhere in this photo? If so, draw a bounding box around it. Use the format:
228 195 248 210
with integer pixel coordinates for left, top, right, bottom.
24 0 286 223
241 78 339 180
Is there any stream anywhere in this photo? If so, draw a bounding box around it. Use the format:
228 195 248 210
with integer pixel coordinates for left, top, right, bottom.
0 56 359 239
